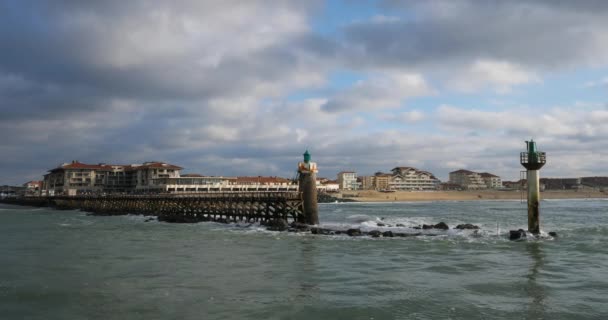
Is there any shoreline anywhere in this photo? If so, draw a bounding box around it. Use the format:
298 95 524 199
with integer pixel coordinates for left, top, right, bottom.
338 190 607 203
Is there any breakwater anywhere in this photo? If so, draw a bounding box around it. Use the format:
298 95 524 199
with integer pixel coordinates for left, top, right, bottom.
0 193 306 224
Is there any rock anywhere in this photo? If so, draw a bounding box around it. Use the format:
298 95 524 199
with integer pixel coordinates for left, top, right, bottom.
347 228 362 236
396 223 405 227
509 229 527 241
310 227 333 235
369 230 382 238
434 222 449 230
456 223 480 230
377 223 386 227
144 217 156 222
422 224 433 230
266 219 289 231
290 222 311 232
413 226 421 230
382 231 394 237
548 231 558 237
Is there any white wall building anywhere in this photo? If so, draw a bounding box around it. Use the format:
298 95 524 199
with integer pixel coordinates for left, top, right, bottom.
337 171 358 190
449 169 502 189
389 167 440 190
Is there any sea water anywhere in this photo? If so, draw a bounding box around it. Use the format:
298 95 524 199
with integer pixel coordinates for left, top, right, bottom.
1 200 607 319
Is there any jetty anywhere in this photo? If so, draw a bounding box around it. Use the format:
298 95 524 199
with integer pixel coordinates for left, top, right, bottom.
0 192 308 224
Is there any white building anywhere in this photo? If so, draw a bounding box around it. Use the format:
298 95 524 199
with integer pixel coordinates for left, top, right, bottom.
480 172 503 189
337 171 358 190
449 169 502 189
389 167 440 190
43 161 183 195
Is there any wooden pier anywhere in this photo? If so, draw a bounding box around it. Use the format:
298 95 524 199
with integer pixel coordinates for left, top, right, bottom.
1 192 307 224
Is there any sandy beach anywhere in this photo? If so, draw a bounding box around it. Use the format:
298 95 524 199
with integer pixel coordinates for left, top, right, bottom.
339 190 608 202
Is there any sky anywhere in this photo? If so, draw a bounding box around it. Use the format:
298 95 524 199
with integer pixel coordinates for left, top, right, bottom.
1 0 607 184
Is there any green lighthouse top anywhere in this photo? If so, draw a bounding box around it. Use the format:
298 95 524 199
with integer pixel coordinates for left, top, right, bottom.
521 139 546 170
303 150 311 163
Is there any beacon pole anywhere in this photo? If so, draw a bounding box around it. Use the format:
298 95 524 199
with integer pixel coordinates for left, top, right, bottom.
520 140 546 235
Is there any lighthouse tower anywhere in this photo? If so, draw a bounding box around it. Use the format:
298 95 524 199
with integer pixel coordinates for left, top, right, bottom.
297 150 319 225
520 140 546 235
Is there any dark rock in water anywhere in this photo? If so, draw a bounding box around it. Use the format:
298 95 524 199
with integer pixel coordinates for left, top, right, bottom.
455 223 479 230
317 193 358 203
144 217 156 222
422 224 433 230
266 219 289 231
548 231 558 237
290 222 311 232
382 231 394 237
413 226 421 230
377 223 386 227
509 229 527 240
310 227 333 235
369 230 382 238
434 222 449 230
347 228 362 236
396 223 405 227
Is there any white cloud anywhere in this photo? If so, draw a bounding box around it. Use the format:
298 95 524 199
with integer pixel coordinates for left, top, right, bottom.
321 72 434 112
448 60 540 93
583 77 608 88
380 110 426 123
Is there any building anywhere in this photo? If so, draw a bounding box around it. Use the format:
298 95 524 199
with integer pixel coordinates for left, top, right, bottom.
448 169 488 190
389 167 440 190
317 178 340 192
337 171 358 190
359 176 375 190
149 176 297 193
373 172 392 190
42 161 183 195
23 181 42 196
480 172 503 189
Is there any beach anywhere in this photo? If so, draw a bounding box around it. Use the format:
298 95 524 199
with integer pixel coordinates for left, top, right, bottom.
341 190 608 202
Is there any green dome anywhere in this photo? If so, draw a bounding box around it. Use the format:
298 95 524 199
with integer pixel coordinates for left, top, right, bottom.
303 150 311 163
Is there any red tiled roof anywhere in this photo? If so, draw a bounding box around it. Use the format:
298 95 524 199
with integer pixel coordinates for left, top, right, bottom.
450 169 476 174
49 161 113 172
49 161 182 172
23 181 43 187
135 162 183 170
479 172 499 178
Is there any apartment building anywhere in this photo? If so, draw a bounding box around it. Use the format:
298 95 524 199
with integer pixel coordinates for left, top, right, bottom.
449 169 503 189
337 171 358 190
389 167 440 190
374 173 392 190
480 172 503 189
43 161 183 195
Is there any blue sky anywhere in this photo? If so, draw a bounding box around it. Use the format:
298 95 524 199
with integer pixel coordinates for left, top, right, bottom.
0 0 607 184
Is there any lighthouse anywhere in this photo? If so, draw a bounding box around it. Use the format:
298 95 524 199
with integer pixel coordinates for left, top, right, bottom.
297 150 319 225
520 140 546 235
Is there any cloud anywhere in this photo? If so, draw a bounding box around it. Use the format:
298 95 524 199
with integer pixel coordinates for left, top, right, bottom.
2 0 608 184
321 72 433 112
380 110 426 123
583 77 608 88
344 0 608 73
447 60 540 93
